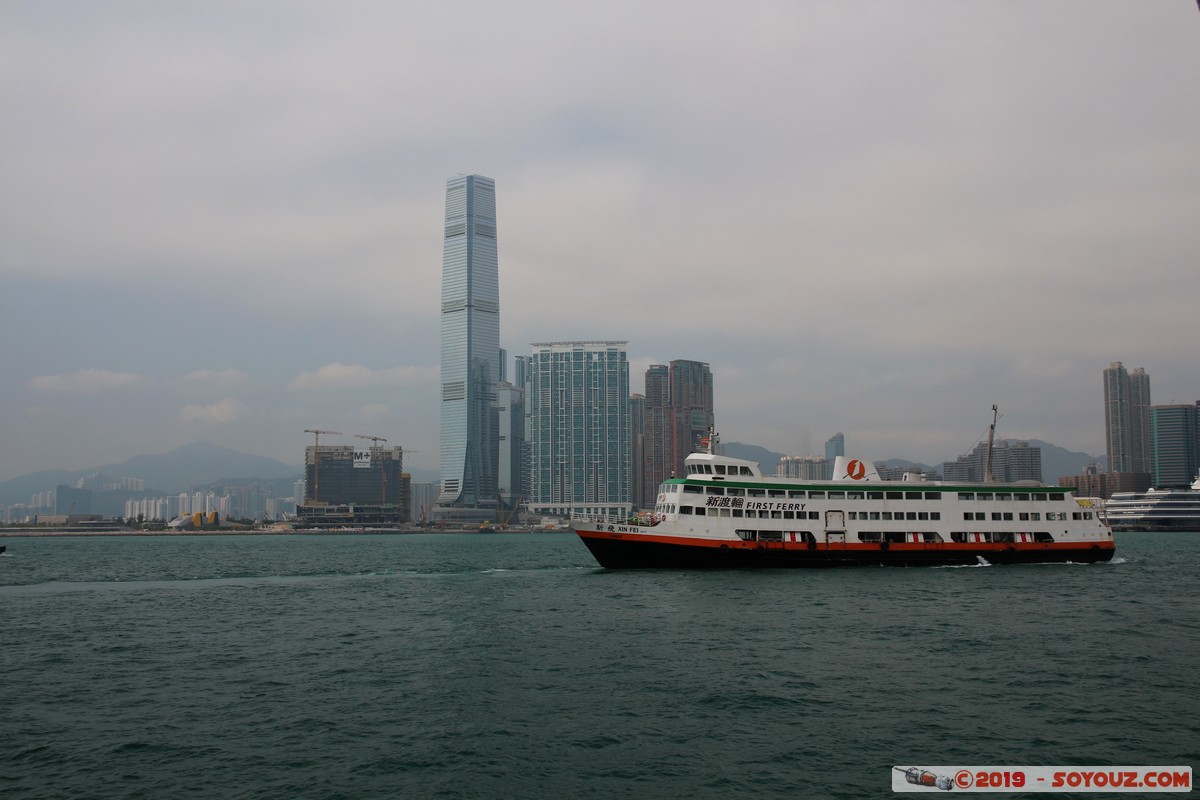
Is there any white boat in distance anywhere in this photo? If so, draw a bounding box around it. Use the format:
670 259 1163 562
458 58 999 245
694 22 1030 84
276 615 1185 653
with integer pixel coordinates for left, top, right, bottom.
1102 476 1200 531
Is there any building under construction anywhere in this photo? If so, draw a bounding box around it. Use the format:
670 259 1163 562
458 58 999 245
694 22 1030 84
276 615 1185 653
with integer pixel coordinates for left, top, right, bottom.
297 444 411 527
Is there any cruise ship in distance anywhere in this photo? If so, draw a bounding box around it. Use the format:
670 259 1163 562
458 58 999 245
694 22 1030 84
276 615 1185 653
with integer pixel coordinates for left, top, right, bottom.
1102 476 1200 531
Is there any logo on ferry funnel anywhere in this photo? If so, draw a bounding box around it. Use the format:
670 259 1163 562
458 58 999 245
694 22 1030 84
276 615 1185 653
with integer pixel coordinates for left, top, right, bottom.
846 459 866 480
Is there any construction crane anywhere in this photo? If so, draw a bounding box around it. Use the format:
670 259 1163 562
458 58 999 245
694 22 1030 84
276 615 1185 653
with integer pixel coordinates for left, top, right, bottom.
304 429 341 504
355 434 389 506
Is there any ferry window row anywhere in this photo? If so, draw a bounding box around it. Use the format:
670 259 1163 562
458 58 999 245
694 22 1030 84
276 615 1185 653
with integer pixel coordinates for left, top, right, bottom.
687 463 755 476
858 531 944 543
957 492 1066 502
678 485 942 501
962 512 1073 521
678 506 821 520
849 511 941 521
736 530 817 543
949 531 1056 543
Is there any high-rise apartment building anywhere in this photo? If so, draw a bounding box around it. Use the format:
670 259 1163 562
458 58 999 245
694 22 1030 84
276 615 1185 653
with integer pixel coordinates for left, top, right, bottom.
496 380 525 508
778 455 828 480
1103 362 1151 474
824 433 845 480
670 360 715 472
629 392 646 510
524 341 632 518
641 365 671 507
941 440 1042 483
1149 403 1200 488
438 174 500 513
639 360 714 509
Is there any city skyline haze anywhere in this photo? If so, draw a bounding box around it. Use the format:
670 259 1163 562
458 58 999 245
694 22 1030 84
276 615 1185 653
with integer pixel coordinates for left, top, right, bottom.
3 2 1199 482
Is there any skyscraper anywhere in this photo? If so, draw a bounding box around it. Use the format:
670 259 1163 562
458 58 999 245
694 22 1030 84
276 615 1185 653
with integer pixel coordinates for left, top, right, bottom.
669 360 715 475
1149 403 1200 488
439 175 500 512
641 364 671 507
638 361 714 510
524 341 632 518
824 432 845 480
1103 362 1151 474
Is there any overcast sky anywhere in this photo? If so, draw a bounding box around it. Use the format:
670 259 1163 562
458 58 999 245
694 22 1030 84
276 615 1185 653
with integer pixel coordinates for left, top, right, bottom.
3 2 1198 483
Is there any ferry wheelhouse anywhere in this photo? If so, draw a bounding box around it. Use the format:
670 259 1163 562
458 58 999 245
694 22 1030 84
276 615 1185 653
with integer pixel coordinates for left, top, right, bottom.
573 441 1115 569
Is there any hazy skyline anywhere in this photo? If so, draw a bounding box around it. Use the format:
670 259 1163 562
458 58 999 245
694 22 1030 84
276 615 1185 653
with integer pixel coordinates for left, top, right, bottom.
4 2 1198 483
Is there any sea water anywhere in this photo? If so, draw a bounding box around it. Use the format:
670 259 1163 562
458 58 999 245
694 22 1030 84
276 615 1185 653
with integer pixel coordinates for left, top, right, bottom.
2 532 1197 799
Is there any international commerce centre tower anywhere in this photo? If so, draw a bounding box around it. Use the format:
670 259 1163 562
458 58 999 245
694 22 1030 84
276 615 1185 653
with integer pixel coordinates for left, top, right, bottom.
437 174 500 515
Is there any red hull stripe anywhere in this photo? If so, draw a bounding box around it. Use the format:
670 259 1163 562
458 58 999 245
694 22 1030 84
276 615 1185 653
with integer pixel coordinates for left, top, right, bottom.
575 528 1115 553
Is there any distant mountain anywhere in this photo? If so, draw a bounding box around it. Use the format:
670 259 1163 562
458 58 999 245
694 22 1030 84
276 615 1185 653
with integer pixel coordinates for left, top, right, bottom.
720 442 785 472
109 441 301 493
1023 439 1104 484
0 442 302 506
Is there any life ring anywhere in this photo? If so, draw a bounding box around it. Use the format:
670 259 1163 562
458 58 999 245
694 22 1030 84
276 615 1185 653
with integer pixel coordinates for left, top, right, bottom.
846 459 866 480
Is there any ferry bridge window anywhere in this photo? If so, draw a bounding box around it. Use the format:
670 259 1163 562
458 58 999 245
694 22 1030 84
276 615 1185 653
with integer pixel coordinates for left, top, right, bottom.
887 491 903 500
748 488 766 497
977 493 993 501
847 491 864 500
918 512 929 520
925 492 940 500
828 491 845 499
788 491 805 499
959 493 974 501
740 467 753 475
708 487 725 495
808 491 825 499
769 489 786 498
1014 493 1030 501
906 512 917 520
727 487 745 496
732 509 744 517
905 492 922 500
867 491 884 500
784 510 795 519
931 512 941 520
1049 493 1065 501
870 511 881 520
992 513 1003 521
715 465 726 475
808 511 820 520
1031 513 1041 521
680 506 693 515
1020 512 1030 521
882 512 893 520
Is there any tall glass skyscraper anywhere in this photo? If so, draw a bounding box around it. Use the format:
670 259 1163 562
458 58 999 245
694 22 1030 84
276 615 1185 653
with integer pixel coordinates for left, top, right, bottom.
439 174 500 510
524 341 631 518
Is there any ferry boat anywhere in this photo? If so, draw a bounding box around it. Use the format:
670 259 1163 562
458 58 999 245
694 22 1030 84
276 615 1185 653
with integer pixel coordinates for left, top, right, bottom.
573 434 1115 569
1102 476 1200 531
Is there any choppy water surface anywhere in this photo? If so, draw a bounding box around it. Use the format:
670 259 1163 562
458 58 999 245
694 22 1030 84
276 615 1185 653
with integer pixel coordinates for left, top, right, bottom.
2 532 1196 799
